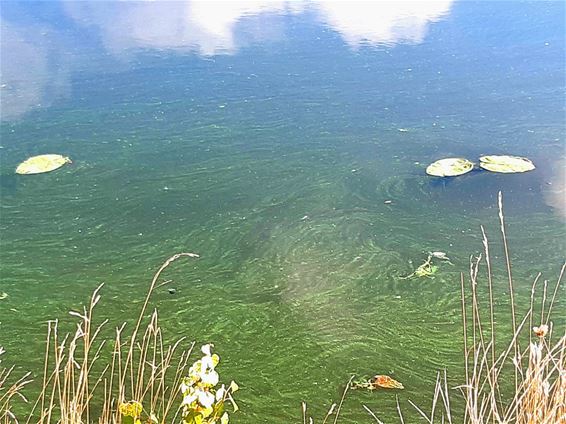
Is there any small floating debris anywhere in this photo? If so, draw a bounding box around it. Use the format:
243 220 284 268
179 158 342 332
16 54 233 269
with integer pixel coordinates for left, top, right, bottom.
479 155 535 173
426 158 474 177
0 292 8 300
402 255 437 279
401 251 452 279
384 200 393 205
16 154 71 175
533 324 549 338
398 128 409 132
352 375 404 390
168 288 177 295
430 251 451 262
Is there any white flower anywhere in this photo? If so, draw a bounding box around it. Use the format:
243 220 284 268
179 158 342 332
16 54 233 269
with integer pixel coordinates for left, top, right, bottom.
201 370 219 386
188 361 203 380
182 392 197 406
201 355 215 371
201 344 213 356
216 385 226 401
197 389 215 408
180 381 190 394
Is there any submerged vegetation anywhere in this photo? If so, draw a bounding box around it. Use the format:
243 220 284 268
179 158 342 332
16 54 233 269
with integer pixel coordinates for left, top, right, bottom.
400 251 452 279
1 253 239 424
303 194 565 423
1 194 564 423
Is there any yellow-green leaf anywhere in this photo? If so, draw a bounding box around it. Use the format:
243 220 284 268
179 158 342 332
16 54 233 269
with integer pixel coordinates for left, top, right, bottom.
15 154 72 175
479 155 535 173
119 401 143 418
229 381 239 393
425 158 474 177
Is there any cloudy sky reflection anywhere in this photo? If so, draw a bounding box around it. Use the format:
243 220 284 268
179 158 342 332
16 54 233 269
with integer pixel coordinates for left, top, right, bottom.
1 0 454 120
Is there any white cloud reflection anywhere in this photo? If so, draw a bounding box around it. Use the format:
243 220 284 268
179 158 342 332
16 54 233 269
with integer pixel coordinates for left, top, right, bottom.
1 1 453 121
542 156 566 219
63 1 293 56
0 20 71 121
63 0 454 56
316 1 453 47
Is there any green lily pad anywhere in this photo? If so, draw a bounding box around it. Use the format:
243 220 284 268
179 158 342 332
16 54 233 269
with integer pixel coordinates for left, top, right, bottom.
425 158 474 177
479 155 535 173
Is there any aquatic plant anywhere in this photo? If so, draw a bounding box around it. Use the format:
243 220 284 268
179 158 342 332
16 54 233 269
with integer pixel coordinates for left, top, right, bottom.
15 154 72 175
304 192 565 423
115 343 239 424
1 194 563 424
178 344 238 424
351 375 405 391
479 155 536 173
426 158 474 177
400 251 452 279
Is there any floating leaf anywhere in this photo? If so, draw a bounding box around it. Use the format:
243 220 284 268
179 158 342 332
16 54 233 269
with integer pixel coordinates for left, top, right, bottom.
370 375 405 389
425 158 474 177
15 154 72 175
479 155 535 173
351 375 404 390
414 263 437 277
401 254 439 279
430 251 449 261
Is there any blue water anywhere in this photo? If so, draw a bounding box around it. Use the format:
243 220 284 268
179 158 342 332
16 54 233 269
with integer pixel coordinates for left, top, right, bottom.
1 1 565 422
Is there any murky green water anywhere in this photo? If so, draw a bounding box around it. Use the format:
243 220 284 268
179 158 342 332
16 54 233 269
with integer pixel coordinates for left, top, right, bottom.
1 1 565 422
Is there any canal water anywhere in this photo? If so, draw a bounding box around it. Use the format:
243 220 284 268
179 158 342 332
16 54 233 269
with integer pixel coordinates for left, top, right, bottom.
1 1 564 422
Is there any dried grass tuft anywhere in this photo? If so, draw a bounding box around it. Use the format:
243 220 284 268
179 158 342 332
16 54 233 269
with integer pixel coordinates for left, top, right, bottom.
3 253 199 424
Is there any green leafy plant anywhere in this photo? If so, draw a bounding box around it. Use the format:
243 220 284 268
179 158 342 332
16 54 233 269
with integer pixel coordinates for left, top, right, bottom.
179 344 239 424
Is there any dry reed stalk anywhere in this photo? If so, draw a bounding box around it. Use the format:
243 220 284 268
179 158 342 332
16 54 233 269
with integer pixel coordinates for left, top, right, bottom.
1 347 32 424
309 193 564 423
301 375 354 424
367 192 565 424
362 404 384 424
456 192 565 424
20 252 199 424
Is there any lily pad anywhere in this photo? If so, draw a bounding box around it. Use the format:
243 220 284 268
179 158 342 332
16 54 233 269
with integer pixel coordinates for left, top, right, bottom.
425 158 474 177
16 154 72 175
479 155 535 173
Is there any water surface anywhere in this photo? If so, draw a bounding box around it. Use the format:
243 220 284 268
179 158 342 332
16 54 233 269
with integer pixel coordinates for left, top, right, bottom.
1 1 565 422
